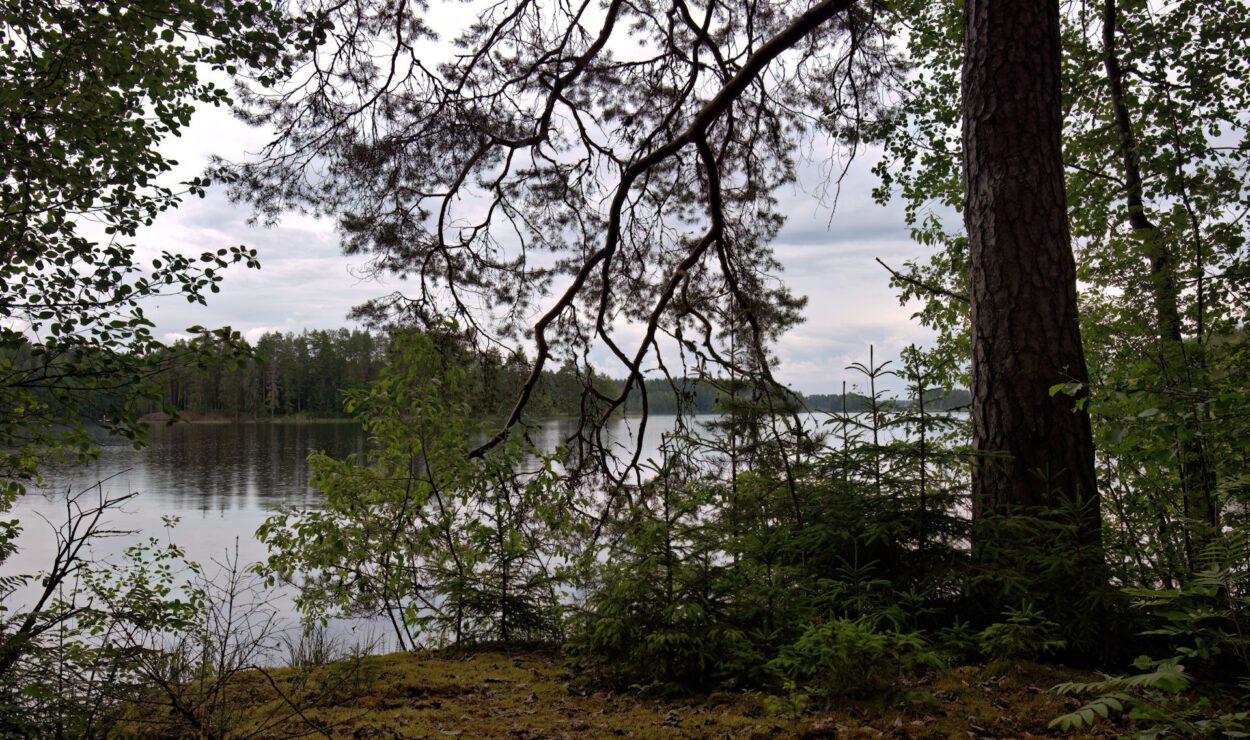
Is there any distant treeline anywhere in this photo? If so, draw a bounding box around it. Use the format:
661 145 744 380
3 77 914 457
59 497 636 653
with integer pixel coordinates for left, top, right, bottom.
144 329 969 420
625 378 971 415
804 387 971 413
149 329 385 419
145 329 622 420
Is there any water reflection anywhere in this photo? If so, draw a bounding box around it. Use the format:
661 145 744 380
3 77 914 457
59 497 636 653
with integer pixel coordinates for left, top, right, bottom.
9 423 367 598
7 418 690 578
3 413 793 640
129 422 370 511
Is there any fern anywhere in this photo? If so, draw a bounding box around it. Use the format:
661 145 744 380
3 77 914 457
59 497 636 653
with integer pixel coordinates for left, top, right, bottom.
1048 692 1132 732
1055 659 1191 695
1048 659 1196 732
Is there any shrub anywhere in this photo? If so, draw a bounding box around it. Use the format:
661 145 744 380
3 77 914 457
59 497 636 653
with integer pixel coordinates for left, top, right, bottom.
767 618 942 698
977 602 1066 661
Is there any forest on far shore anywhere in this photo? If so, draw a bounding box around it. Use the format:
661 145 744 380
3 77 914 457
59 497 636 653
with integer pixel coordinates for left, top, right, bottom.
144 328 971 421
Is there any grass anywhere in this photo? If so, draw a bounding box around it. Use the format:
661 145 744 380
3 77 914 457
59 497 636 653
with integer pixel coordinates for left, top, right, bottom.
108 646 1137 738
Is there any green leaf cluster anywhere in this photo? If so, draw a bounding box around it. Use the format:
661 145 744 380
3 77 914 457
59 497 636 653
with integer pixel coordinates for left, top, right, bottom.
256 330 576 649
0 0 297 502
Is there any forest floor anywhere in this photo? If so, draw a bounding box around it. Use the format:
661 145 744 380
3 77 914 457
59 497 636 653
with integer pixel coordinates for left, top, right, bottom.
112 646 1134 738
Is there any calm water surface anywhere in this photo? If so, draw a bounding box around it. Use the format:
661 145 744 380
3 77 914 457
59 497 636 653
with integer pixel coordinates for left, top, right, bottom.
12 422 368 574
7 415 741 641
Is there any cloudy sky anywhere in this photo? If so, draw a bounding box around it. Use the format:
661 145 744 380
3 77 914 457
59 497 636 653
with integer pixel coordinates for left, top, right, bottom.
135 100 942 395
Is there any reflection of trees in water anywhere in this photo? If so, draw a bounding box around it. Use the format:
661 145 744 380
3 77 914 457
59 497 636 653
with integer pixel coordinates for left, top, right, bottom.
27 415 939 518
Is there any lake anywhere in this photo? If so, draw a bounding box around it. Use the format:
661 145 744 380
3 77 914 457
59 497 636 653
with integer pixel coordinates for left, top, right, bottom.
5 407 930 655
6 414 764 649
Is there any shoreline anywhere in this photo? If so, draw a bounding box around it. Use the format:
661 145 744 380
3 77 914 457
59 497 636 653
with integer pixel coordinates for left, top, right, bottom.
139 413 358 425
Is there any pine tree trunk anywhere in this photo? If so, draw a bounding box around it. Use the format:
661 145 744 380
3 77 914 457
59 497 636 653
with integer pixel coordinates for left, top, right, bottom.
962 0 1101 541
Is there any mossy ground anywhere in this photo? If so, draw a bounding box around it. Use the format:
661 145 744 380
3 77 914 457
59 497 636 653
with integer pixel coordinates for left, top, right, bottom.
112 647 1130 738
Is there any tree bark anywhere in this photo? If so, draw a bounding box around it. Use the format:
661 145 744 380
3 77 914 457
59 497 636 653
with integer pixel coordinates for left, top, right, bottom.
962 0 1100 541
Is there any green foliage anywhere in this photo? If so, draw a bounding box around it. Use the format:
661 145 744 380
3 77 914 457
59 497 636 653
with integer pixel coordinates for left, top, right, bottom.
968 497 1133 664
1 1 293 249
0 16 297 723
1092 334 1250 587
1049 692 1135 735
0 510 200 737
1047 657 1244 736
257 330 572 649
0 0 297 501
872 0 1250 597
145 327 387 420
116 546 316 738
1048 533 1250 734
570 349 972 694
144 326 638 422
567 433 768 692
768 618 942 699
1128 533 1250 686
9 0 1249 729
976 603 1066 662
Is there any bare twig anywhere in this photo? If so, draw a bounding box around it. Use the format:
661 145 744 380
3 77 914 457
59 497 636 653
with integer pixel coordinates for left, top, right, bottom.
875 257 969 304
